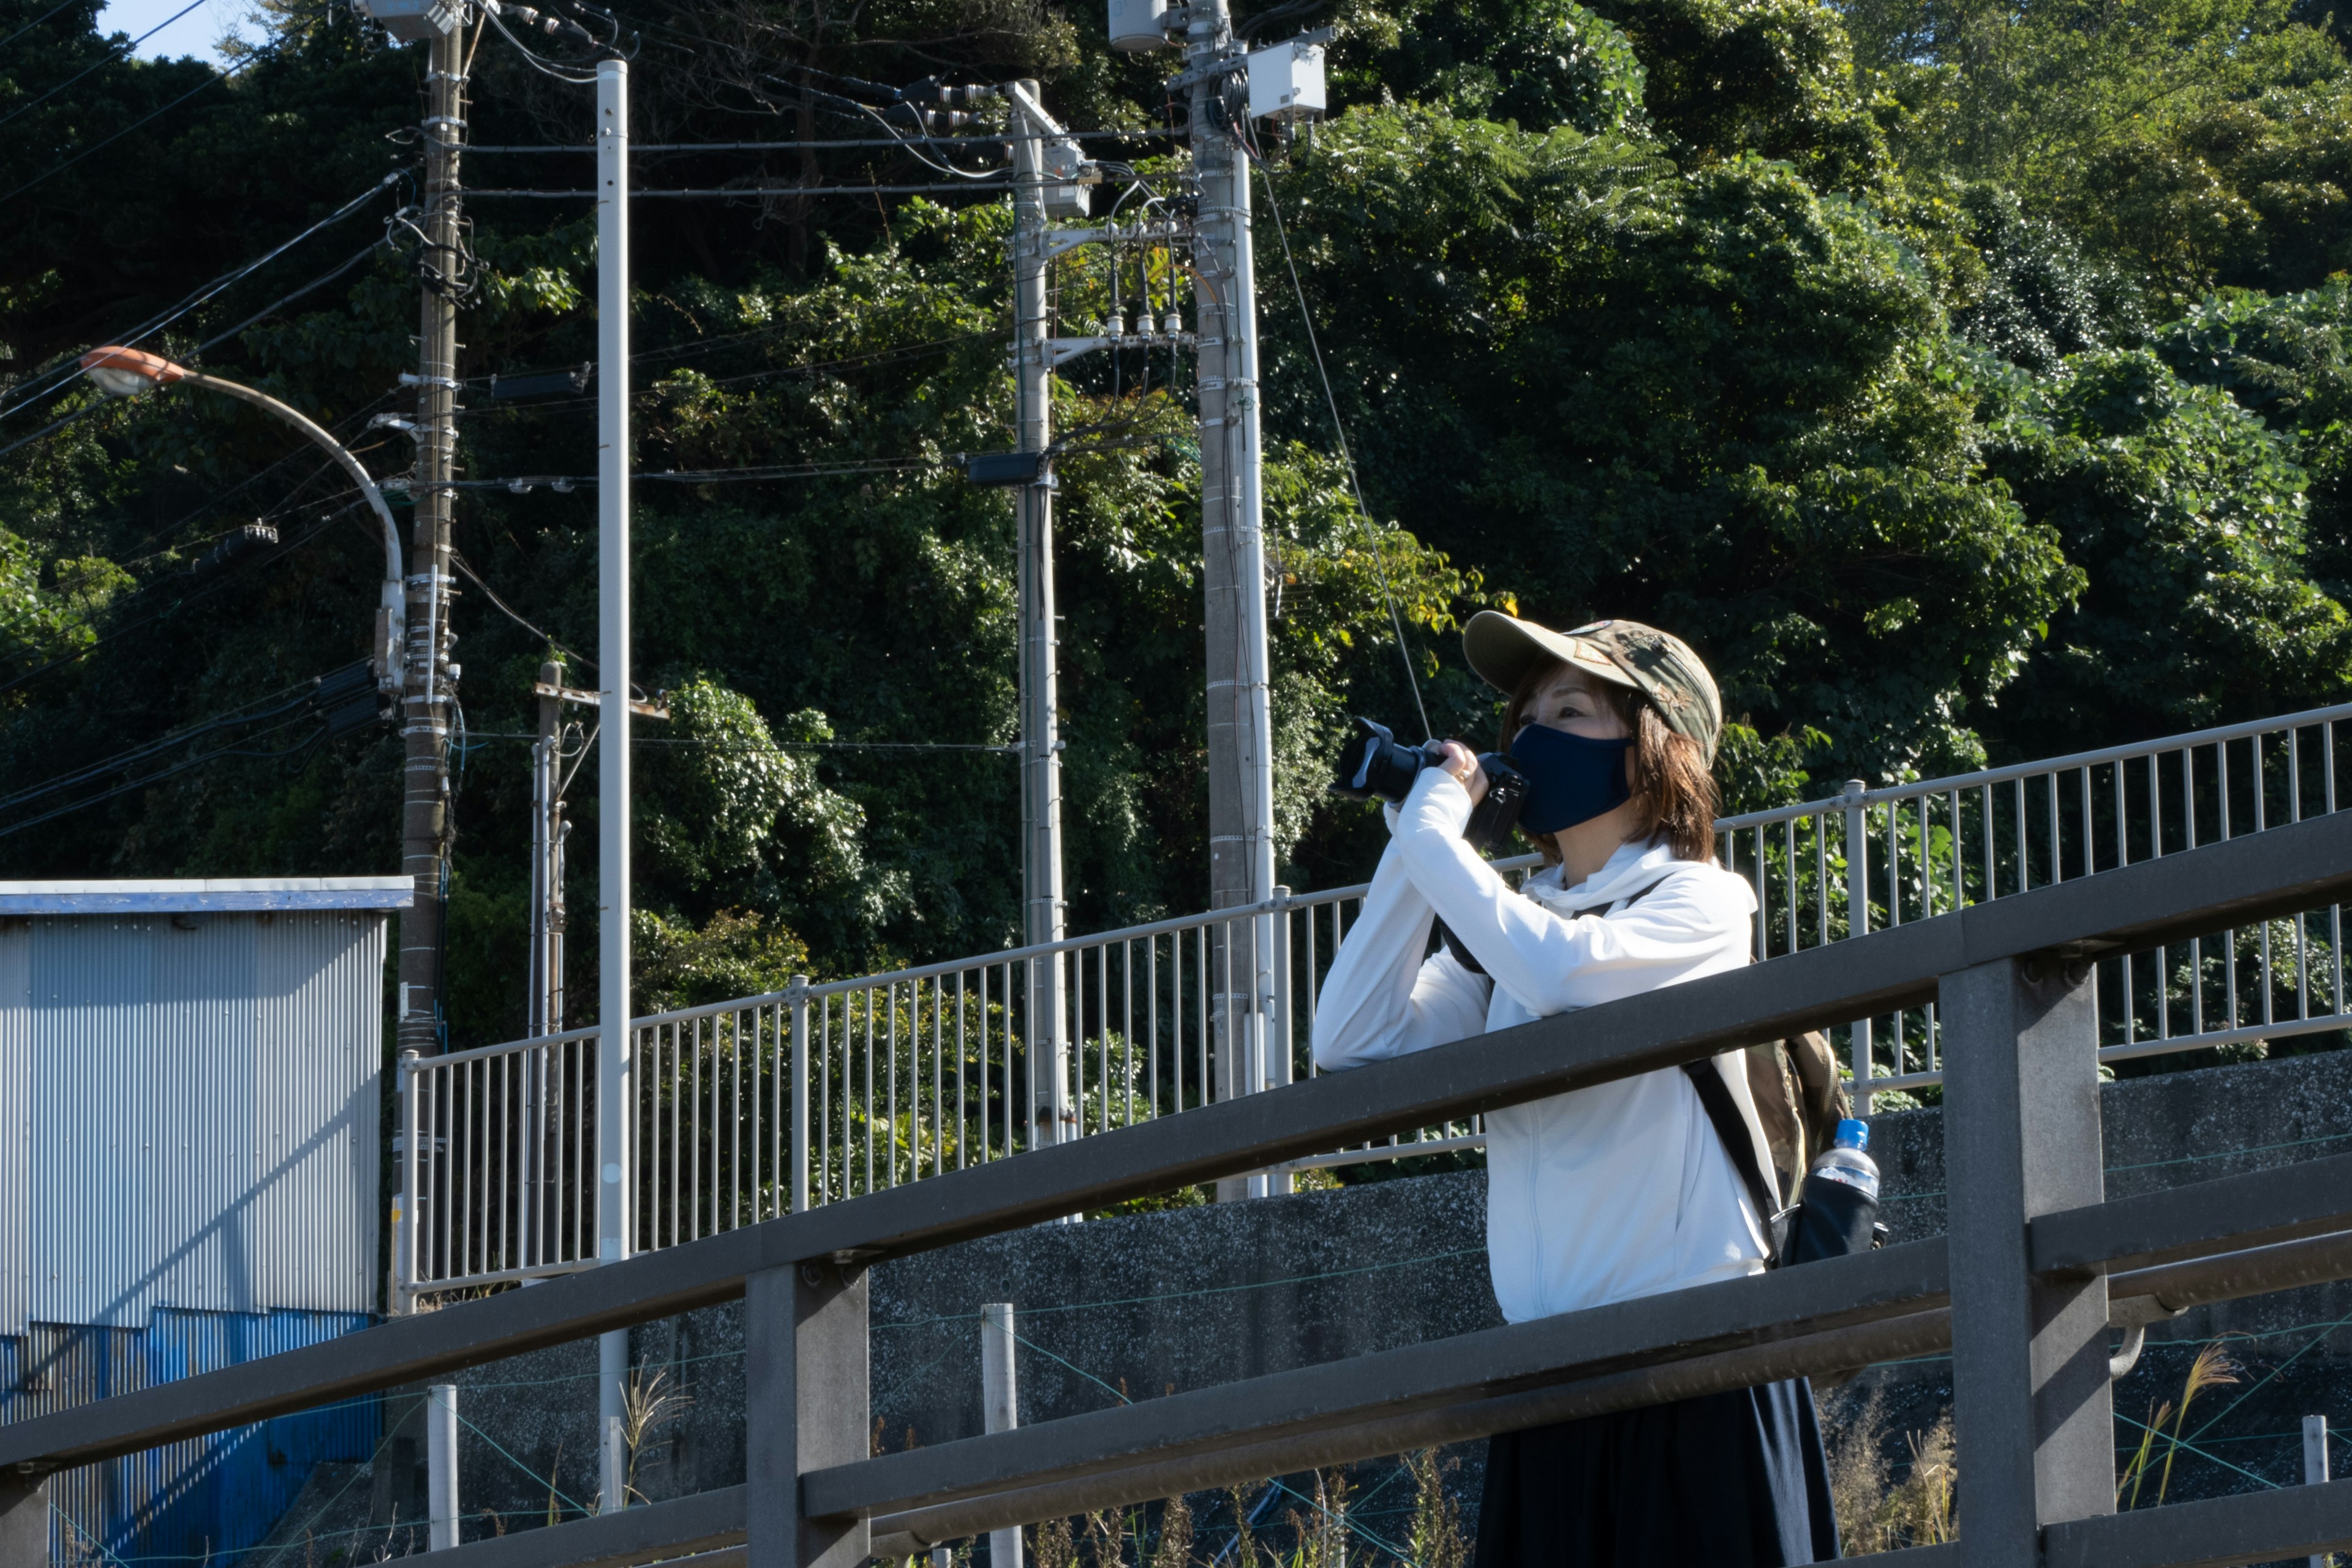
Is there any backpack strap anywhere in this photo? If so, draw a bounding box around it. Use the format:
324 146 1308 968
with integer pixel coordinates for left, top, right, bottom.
1679 1055 1787 1263
1439 867 1784 1257
1615 877 1788 1260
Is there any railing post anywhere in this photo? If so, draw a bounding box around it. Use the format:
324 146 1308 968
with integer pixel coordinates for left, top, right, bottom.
398 1049 421 1311
1265 889 1293 1197
791 976 811 1214
1843 779 1874 1115
981 1302 1023 1568
428 1382 459 1550
1942 954 2111 1565
747 1257 870 1568
0 1470 45 1564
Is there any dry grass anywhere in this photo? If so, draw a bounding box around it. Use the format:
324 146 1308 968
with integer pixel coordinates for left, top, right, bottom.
979 1453 1467 1568
1822 1385 1958 1553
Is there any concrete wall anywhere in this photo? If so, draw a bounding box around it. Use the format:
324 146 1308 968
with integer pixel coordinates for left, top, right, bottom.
240 1048 2352 1559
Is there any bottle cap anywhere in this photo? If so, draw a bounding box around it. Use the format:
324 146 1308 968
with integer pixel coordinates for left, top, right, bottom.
1836 1117 1869 1150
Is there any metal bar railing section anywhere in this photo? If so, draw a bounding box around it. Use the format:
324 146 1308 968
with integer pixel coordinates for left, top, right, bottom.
1716 702 2352 1108
399 702 2352 1299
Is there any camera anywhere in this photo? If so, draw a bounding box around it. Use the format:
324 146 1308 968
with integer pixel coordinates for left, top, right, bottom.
1332 718 1528 851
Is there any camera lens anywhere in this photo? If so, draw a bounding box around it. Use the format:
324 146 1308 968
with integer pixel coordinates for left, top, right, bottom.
1332 717 1434 804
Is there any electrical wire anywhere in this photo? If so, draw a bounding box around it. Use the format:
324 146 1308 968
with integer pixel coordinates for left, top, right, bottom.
0 0 79 53
466 132 1176 152
1254 162 1432 742
483 2 598 83
0 51 255 208
0 492 367 699
408 454 937 489
464 179 1013 197
449 549 591 672
0 172 401 429
0 0 206 133
195 236 387 353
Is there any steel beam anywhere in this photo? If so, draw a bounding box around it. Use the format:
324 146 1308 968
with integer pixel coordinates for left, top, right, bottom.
6 810 2350 1477
2032 1153 2352 1276
1942 956 2111 1567
747 1259 869 1568
2045 1474 2352 1568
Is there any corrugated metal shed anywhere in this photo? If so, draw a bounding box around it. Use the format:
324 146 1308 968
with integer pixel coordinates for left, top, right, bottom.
1 1307 377 1565
0 877 410 1332
0 878 407 1564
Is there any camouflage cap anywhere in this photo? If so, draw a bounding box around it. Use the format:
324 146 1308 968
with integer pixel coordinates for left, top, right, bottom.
1461 610 1724 764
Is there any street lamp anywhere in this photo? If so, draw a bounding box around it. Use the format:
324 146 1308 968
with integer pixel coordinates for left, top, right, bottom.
80 345 407 690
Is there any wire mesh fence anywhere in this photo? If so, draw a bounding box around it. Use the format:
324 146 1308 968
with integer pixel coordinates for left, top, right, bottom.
397 701 2352 1302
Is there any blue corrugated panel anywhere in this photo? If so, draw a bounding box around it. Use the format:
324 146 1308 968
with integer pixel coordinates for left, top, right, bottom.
2 1306 374 1566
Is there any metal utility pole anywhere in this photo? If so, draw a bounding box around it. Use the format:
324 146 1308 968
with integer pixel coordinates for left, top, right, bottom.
530 660 568 1041
528 659 570 1276
398 16 467 1059
1185 1 1280 1197
595 53 635 1515
1008 81 1074 1150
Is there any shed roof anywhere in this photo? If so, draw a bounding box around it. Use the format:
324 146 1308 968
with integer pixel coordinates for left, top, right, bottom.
0 876 413 914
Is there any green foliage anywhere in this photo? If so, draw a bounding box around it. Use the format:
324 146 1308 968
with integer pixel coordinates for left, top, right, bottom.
1337 0 1648 135
1269 110 2079 779
5 0 2352 1052
633 907 812 1015
1978 347 2352 745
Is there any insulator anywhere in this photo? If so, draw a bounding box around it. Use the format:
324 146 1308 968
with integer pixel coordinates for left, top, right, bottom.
1136 307 1157 336
1104 311 1126 339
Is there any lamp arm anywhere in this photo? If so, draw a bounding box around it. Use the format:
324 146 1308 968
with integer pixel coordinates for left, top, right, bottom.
183 372 409 690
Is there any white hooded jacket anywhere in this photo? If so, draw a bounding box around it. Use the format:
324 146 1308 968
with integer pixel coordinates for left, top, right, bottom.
1312 765 1769 1324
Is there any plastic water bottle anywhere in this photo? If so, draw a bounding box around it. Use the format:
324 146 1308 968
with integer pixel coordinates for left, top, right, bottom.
1785 1118 1882 1266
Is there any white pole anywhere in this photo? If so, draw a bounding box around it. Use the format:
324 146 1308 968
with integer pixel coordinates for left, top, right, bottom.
981 1303 1022 1568
595 52 635 1519
2308 1414 2331 1568
1008 86 1071 1150
427 1383 459 1550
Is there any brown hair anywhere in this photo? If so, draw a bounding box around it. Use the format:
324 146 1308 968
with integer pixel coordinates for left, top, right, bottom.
1500 658 1720 864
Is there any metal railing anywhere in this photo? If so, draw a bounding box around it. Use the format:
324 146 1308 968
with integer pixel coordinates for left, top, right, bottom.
21 793 2352 1568
1717 701 2352 1102
398 701 2352 1302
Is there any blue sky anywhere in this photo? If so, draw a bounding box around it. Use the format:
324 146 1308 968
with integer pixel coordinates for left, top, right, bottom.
94 0 258 67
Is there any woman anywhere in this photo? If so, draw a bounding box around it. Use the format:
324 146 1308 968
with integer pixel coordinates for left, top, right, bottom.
1312 611 1839 1567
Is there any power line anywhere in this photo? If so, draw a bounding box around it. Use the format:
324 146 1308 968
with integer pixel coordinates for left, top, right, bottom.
0 491 366 699
0 51 254 208
0 172 399 428
465 130 1176 151
0 0 205 133
466 180 1011 198
0 0 80 53
401 455 937 490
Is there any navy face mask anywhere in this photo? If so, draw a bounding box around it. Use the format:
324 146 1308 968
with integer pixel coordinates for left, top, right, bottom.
1508 723 1634 835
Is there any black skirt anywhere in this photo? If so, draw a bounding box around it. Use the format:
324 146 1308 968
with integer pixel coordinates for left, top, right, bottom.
1471 1378 1841 1567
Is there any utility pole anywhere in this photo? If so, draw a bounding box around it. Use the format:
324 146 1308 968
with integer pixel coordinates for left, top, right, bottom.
530 660 568 1042
1008 81 1074 1152
594 52 635 1516
397 13 467 1060
529 658 569 1274
1185 0 1280 1198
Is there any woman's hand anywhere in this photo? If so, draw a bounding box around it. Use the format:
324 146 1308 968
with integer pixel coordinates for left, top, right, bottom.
1438 741 1489 806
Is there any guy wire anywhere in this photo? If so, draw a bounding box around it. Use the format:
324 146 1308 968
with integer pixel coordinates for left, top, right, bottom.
1254 164 1433 743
